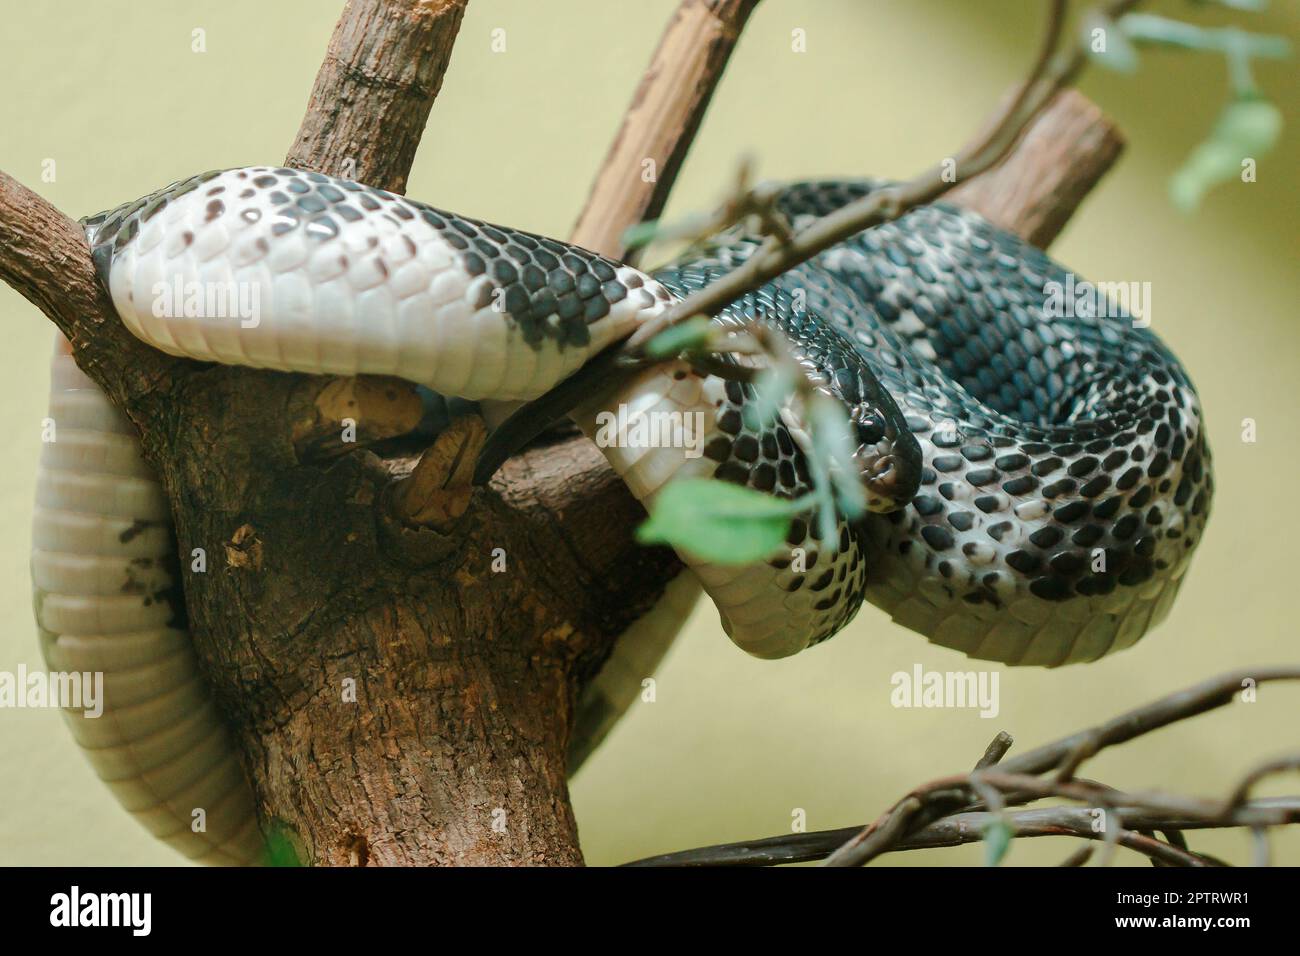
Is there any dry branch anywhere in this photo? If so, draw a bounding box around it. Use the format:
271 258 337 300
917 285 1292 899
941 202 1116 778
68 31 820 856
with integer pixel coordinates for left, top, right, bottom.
0 172 189 458
286 0 470 195
625 798 1300 868
570 0 762 258
624 669 1300 867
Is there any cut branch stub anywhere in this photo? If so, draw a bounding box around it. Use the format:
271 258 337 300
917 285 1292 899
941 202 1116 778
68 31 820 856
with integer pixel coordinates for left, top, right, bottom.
391 414 486 527
949 88 1125 249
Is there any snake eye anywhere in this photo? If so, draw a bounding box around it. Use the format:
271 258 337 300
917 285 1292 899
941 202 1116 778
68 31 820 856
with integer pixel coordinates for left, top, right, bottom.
854 415 886 447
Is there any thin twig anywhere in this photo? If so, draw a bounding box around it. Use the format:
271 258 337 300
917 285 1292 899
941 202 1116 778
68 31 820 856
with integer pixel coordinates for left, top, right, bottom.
622 798 1299 867
623 668 1300 867
974 731 1015 770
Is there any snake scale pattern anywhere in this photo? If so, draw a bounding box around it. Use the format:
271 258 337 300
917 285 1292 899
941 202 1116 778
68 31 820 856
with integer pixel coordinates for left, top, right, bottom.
33 167 1211 863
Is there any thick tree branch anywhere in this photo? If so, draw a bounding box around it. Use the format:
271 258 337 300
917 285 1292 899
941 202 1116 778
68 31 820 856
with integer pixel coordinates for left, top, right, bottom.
2 0 669 867
569 0 762 258
286 0 470 194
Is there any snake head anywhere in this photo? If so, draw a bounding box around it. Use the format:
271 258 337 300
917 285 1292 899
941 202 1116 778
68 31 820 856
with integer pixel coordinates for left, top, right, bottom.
845 394 922 514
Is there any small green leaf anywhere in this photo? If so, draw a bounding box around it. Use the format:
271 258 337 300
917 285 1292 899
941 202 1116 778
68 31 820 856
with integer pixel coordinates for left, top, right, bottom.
983 818 1014 867
262 821 304 867
809 395 867 521
645 316 714 359
1213 95 1284 152
637 479 806 564
750 364 798 427
1083 14 1140 73
1170 96 1282 210
621 219 662 250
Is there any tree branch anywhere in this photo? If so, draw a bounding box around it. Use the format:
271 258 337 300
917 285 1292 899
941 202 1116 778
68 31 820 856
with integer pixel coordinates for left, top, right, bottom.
286 0 470 195
624 668 1300 867
948 89 1125 248
1 0 674 867
625 798 1300 868
569 0 762 259
622 0 1143 355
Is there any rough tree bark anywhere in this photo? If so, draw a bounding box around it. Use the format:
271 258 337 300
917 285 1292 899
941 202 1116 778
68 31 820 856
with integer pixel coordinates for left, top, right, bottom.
0 0 1123 865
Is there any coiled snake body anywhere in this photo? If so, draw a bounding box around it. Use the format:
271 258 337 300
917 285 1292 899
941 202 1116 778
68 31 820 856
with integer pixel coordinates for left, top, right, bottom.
33 167 1212 863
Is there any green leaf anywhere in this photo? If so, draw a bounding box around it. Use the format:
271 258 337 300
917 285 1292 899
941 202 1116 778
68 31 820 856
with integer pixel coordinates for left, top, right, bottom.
1188 0 1266 11
637 479 807 564
983 818 1014 867
262 821 303 867
750 364 798 427
1170 96 1282 211
645 316 714 359
1213 95 1284 151
1083 13 1140 73
620 219 662 251
809 395 867 521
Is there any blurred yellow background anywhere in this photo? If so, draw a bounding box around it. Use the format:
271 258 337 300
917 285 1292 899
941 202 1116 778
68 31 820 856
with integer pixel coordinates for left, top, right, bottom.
0 0 1296 866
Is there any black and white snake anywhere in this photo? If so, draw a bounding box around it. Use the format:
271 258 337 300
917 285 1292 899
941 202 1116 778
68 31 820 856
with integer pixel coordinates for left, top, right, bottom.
33 166 1212 863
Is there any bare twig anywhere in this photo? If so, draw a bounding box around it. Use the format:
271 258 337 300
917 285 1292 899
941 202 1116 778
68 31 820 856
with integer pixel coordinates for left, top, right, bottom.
974 731 1016 770
1223 754 1300 814
998 667 1300 778
821 796 927 868
623 798 1300 867
623 668 1300 867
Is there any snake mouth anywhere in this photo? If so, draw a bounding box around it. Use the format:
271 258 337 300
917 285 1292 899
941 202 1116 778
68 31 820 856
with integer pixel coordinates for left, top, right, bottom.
857 449 906 513
853 423 922 514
